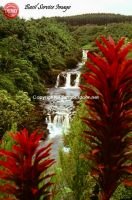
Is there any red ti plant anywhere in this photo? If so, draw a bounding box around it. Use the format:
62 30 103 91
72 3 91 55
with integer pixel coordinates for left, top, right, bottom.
0 128 55 200
81 36 132 200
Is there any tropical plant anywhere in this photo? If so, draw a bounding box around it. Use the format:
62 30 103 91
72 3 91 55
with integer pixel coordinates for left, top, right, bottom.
81 36 132 200
0 128 55 200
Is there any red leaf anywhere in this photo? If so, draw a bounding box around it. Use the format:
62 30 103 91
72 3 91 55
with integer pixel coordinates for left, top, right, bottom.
116 37 125 51
81 36 132 199
0 129 55 199
91 148 100 155
122 180 132 187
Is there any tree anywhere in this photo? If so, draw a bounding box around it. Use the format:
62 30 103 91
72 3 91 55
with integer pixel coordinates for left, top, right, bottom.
0 90 33 135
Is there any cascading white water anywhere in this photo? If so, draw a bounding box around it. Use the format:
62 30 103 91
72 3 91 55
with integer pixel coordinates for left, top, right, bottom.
74 72 81 87
39 49 90 159
46 68 81 141
55 74 60 88
55 71 81 88
65 72 71 88
46 112 70 139
46 115 52 123
42 61 84 159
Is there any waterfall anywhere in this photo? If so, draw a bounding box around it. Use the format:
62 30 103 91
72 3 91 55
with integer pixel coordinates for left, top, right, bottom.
43 61 83 158
55 71 80 88
53 114 63 127
46 115 52 123
74 72 81 87
46 70 80 140
46 113 70 139
55 74 60 88
65 72 71 88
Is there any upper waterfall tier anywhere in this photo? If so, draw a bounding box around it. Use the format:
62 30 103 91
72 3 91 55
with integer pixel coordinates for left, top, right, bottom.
55 71 81 88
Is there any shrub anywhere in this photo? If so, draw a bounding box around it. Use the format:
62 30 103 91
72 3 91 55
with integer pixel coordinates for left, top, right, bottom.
0 90 33 135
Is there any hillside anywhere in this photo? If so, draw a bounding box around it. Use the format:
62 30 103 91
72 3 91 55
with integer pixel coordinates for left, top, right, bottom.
54 13 132 26
71 23 132 50
0 9 80 135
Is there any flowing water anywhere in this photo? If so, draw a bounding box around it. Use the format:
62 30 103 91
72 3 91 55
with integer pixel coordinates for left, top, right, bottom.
41 50 87 159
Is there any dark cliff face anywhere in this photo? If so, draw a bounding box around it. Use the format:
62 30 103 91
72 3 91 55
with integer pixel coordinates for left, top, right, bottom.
40 69 62 87
39 51 82 87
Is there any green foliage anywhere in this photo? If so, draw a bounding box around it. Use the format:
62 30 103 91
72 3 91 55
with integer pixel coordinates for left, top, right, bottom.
0 89 33 135
51 167 73 200
0 9 79 92
0 123 17 150
54 101 132 200
53 102 96 200
0 9 80 133
112 184 132 200
24 18 79 71
72 23 132 50
54 13 132 26
0 74 16 94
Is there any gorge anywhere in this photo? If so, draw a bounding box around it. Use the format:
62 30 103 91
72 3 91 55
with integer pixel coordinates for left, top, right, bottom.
42 61 84 159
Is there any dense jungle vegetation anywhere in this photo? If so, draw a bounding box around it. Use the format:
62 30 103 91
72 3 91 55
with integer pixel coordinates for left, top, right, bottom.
0 11 132 135
0 8 80 135
0 10 132 200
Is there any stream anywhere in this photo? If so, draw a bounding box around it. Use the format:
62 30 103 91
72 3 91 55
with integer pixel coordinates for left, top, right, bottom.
41 50 88 159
